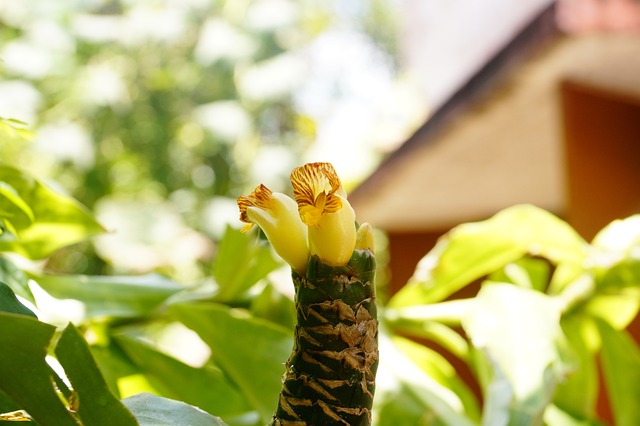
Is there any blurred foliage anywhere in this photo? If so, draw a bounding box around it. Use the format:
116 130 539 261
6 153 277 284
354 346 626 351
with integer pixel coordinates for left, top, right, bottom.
0 0 401 279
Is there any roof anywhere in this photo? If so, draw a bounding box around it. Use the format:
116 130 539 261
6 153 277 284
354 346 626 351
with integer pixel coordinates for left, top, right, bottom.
350 3 640 232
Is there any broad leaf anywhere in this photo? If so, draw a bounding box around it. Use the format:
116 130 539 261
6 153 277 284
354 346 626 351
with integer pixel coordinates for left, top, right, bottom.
392 335 480 421
462 283 573 426
543 404 604 426
383 299 472 360
250 282 296 330
390 205 587 307
0 256 32 302
373 331 476 426
171 302 292 424
123 393 228 426
0 181 33 228
31 273 183 318
212 226 281 302
0 281 35 317
596 320 640 426
114 333 251 418
554 316 598 419
55 324 138 426
0 313 77 425
0 165 103 259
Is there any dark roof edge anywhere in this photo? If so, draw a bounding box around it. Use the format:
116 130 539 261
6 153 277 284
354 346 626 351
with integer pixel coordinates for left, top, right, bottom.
351 2 560 201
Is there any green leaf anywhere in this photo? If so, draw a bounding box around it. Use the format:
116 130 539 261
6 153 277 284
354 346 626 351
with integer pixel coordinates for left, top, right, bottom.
90 342 140 397
489 258 551 292
171 302 292 424
462 283 573 426
392 335 480 422
596 319 640 426
0 281 35 317
0 117 35 142
543 404 605 426
113 333 251 418
55 324 138 426
212 226 281 302
250 282 296 330
31 273 183 318
0 165 103 259
0 313 78 425
0 256 33 302
554 316 598 419
0 181 34 227
390 205 587 307
383 300 472 360
123 393 228 426
373 331 476 426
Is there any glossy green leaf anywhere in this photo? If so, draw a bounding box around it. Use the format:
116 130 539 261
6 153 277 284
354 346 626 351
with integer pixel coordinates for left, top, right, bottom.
392 335 480 422
90 342 140 397
373 331 476 426
31 273 183 318
123 393 228 426
114 333 251 418
596 319 640 426
489 258 551 292
543 404 604 426
55 324 138 426
212 226 281 302
0 313 77 426
171 302 292 424
462 283 573 426
390 205 587 307
383 300 472 360
0 281 35 317
594 258 640 291
250 282 296 330
0 117 35 142
0 165 103 259
0 257 32 302
0 181 33 228
554 316 598 419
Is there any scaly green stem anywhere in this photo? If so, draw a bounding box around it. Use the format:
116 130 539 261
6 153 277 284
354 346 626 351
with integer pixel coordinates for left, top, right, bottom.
272 250 378 425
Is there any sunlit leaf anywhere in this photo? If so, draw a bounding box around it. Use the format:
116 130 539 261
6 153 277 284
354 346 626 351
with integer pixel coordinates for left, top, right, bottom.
391 335 480 422
543 404 604 426
114 334 251 418
0 257 33 302
0 117 35 142
390 205 587 306
383 299 472 359
462 283 573 426
0 165 103 259
250 282 296 330
123 393 228 426
212 226 281 302
171 302 292 424
0 181 33 227
54 324 138 426
489 258 551 292
554 316 598 420
31 273 183 319
0 313 77 425
596 319 640 426
373 331 476 426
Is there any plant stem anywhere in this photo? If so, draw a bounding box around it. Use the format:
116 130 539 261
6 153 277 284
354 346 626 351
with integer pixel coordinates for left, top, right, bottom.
272 250 378 425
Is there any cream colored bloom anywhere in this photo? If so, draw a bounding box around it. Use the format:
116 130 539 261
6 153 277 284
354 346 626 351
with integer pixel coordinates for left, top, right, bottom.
238 184 309 273
290 163 356 266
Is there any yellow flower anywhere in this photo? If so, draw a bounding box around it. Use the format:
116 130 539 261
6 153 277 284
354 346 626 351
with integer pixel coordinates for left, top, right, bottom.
290 163 356 266
238 184 309 273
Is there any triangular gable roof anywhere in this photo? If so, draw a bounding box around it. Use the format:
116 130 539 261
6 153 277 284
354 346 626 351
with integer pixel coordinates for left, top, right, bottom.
350 3 640 231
